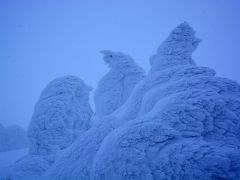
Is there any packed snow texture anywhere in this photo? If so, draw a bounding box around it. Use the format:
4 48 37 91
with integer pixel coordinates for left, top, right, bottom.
1 22 240 180
0 124 28 152
93 50 145 120
28 76 93 155
44 22 240 180
0 76 93 180
0 154 54 180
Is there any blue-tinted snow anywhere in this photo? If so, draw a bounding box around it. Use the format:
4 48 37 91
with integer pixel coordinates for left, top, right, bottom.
1 22 240 180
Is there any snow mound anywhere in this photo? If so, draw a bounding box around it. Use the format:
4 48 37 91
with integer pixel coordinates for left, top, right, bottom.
45 22 240 180
28 75 93 155
93 50 145 120
150 21 201 72
90 22 240 180
2 22 240 180
0 154 53 180
0 76 93 180
0 148 28 169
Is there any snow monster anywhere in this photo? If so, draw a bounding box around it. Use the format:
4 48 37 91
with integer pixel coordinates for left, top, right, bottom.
0 76 93 180
93 50 145 123
45 22 240 180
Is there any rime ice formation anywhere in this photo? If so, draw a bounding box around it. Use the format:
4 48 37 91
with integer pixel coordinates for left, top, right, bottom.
90 22 240 180
0 76 93 180
0 124 28 152
2 22 240 180
94 50 145 119
28 75 93 155
149 21 200 72
0 155 54 180
45 22 240 180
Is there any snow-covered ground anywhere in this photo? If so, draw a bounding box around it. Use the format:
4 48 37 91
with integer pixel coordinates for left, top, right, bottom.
0 148 28 169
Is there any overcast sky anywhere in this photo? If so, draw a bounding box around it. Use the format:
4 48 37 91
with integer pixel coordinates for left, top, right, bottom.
1 0 240 128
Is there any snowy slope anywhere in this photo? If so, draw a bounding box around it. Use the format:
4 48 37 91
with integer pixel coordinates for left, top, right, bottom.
0 148 28 169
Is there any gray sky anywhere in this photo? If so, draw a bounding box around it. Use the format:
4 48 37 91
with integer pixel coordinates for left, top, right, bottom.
1 0 240 128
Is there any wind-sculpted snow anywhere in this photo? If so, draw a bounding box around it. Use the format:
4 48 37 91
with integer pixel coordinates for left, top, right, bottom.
94 50 145 119
45 22 240 180
28 75 93 155
90 23 240 179
2 22 240 180
149 21 201 72
0 76 93 180
0 155 53 180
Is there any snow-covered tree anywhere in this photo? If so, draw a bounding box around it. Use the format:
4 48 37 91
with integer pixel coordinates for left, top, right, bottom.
28 75 93 155
149 21 201 72
93 50 145 120
45 23 240 180
0 76 93 180
90 22 240 180
2 22 240 180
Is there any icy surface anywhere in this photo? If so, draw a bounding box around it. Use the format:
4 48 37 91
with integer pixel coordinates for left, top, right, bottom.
93 50 145 119
45 22 240 180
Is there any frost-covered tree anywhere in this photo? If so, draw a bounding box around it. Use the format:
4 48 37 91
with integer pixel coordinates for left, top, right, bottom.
45 22 240 180
28 76 93 155
0 76 93 180
149 21 201 72
90 22 240 180
94 50 145 119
